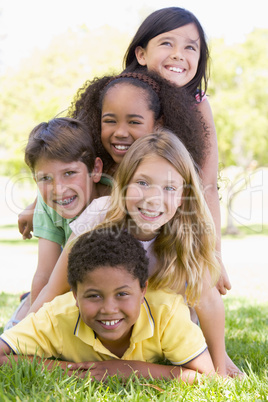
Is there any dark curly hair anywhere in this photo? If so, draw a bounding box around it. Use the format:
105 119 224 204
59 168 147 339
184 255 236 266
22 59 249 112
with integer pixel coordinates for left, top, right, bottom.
68 228 149 291
68 70 209 174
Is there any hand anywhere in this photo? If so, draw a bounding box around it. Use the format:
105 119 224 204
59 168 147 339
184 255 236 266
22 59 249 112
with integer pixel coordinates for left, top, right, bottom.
216 260 231 295
18 204 35 239
66 360 136 381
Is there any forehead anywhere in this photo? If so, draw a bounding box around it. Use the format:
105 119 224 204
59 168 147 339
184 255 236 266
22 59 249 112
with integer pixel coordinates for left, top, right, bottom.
102 83 154 112
133 155 184 180
34 157 83 173
154 23 200 43
78 265 139 288
104 82 147 99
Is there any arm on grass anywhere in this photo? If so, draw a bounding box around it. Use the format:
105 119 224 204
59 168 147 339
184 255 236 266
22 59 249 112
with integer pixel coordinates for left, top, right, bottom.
195 269 226 377
0 339 74 372
27 233 76 314
197 99 231 294
18 198 37 240
67 349 215 382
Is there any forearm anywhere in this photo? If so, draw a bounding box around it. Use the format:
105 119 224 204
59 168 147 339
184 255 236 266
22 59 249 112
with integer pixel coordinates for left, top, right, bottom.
203 184 222 255
195 289 227 376
67 360 204 383
31 239 62 304
28 244 71 314
0 353 71 372
31 274 51 304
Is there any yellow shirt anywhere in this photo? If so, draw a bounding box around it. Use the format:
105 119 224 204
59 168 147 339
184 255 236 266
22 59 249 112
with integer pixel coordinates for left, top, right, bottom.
1 289 206 365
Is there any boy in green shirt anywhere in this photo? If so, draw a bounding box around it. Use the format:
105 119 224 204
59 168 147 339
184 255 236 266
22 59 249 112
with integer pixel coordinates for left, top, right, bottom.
5 118 103 328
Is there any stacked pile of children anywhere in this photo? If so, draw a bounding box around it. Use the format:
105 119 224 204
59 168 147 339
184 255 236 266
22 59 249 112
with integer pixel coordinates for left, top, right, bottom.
0 7 243 381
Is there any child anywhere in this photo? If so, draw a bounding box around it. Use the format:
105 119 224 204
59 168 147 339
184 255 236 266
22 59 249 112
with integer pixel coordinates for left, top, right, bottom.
27 130 236 377
14 72 205 325
5 118 103 328
123 7 230 295
18 70 208 239
69 71 208 175
0 228 215 382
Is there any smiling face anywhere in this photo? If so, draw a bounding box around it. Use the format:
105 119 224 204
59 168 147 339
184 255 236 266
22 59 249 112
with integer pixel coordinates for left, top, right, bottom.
135 23 200 88
73 266 147 356
126 155 184 241
101 83 156 165
34 158 102 219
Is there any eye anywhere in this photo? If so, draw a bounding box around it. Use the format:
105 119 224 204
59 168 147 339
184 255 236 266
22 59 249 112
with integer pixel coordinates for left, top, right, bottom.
37 175 52 182
137 180 149 187
186 45 197 51
160 41 172 47
87 294 101 299
164 185 176 191
117 292 129 297
129 120 142 125
64 171 76 177
102 118 116 124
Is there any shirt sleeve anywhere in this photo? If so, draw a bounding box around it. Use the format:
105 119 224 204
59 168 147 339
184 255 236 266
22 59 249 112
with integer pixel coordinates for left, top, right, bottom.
70 196 111 236
160 297 207 365
0 305 63 358
33 192 69 245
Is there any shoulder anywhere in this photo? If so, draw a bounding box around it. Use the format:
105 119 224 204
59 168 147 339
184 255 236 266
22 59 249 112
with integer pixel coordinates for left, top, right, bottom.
195 89 207 103
70 196 111 236
145 288 187 318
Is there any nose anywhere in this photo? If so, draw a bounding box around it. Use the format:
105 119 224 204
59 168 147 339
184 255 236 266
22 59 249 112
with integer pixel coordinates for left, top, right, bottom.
100 297 119 314
171 46 184 61
52 179 67 195
114 123 129 139
143 186 163 208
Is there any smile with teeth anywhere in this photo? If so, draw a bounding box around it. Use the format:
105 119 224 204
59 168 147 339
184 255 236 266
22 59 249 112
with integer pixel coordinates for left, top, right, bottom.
55 195 76 206
114 145 130 151
139 208 162 218
100 319 121 326
168 67 184 73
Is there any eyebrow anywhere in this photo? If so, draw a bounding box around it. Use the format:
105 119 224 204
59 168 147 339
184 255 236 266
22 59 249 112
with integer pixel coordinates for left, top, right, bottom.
102 113 145 119
134 173 182 186
84 285 132 294
157 34 200 48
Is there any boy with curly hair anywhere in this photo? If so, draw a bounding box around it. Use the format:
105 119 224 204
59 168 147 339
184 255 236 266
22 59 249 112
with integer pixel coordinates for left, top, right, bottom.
0 228 214 382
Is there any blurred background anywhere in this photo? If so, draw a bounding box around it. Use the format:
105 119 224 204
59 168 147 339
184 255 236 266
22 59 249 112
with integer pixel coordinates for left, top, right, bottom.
0 0 267 300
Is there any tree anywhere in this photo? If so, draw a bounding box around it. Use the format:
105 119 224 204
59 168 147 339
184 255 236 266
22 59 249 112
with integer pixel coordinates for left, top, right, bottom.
0 25 131 175
208 29 268 232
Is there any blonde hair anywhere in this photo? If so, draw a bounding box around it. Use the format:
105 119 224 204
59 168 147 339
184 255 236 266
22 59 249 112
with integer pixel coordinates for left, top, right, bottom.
95 129 220 305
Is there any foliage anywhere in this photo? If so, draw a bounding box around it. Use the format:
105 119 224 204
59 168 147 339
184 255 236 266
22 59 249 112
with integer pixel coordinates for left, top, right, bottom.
0 25 130 175
1 26 267 175
209 29 268 168
0 294 267 400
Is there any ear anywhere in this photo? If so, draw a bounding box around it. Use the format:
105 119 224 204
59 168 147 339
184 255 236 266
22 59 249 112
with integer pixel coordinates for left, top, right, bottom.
141 280 148 303
154 115 164 130
72 290 79 308
91 157 103 183
135 46 147 66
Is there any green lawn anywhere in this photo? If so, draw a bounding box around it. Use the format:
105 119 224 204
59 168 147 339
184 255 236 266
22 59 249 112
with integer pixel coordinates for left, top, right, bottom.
0 224 267 400
0 294 267 401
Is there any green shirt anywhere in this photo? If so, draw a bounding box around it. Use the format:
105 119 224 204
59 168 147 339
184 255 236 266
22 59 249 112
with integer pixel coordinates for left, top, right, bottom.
33 191 74 246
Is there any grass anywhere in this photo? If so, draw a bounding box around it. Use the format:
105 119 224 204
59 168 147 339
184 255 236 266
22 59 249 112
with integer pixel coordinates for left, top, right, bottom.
0 294 267 401
0 223 267 400
221 224 268 238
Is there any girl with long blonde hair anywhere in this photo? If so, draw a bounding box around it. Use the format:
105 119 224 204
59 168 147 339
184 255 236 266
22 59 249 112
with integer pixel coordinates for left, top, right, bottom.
100 129 219 306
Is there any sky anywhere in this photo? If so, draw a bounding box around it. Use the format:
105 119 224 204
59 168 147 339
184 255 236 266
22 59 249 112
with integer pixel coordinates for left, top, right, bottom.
0 0 267 70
